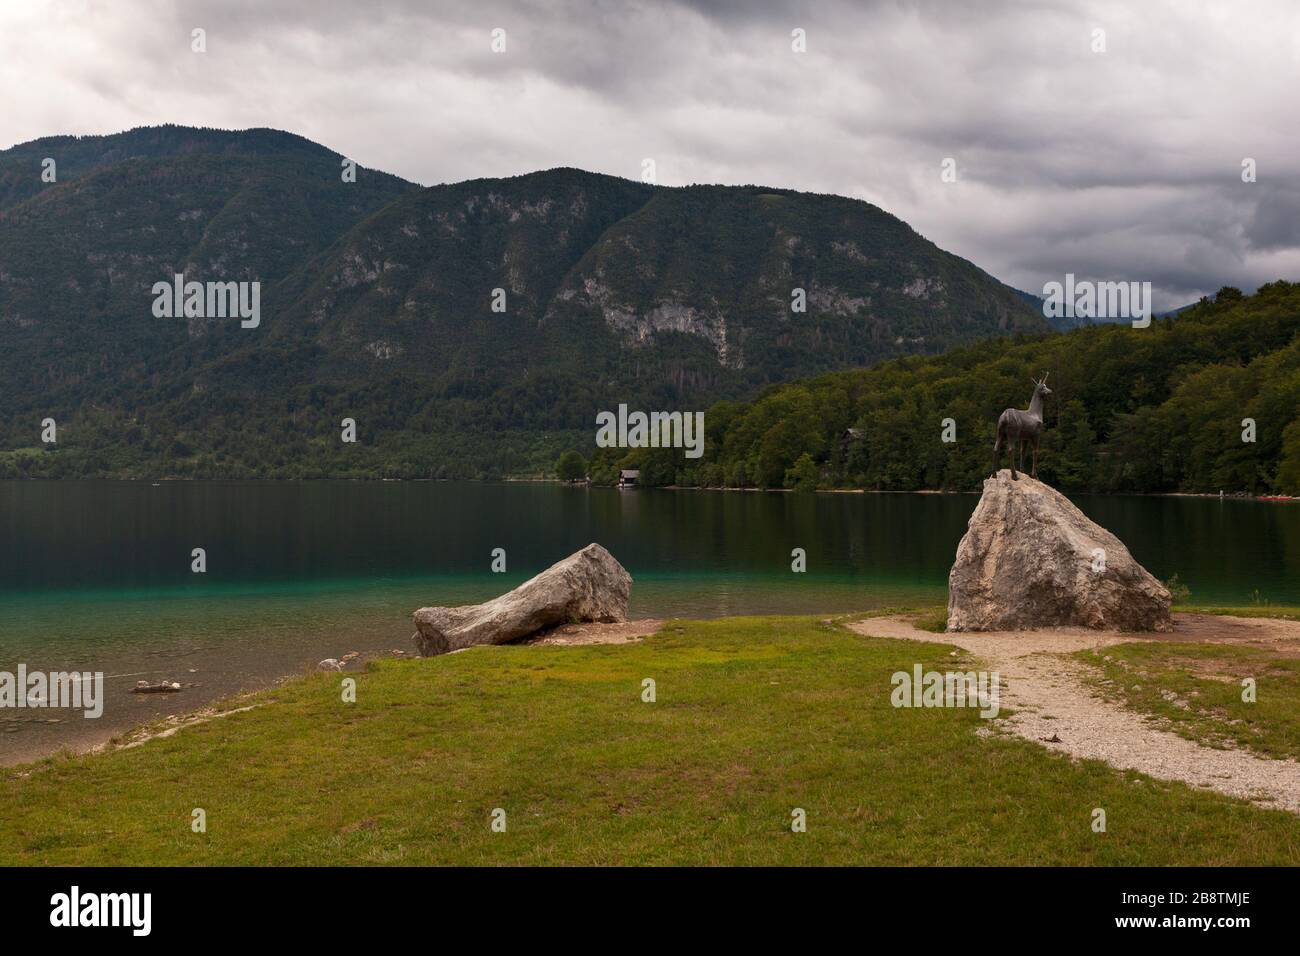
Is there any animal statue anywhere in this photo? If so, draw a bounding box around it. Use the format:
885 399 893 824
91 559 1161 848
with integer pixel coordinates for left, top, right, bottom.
991 373 1052 480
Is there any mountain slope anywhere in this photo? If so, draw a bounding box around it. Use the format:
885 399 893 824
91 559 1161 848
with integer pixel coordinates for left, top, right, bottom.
0 128 416 423
0 126 1048 478
269 171 1044 394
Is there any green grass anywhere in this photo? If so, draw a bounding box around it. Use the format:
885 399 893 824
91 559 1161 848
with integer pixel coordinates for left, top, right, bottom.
909 607 949 633
1077 642 1300 761
2 616 1298 865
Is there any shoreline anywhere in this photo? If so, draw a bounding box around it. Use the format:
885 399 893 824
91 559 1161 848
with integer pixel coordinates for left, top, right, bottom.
5 476 1295 503
0 629 415 769
1 648 404 770
3 620 666 770
10 611 1300 868
7 476 1289 504
650 484 1297 501
8 604 1298 771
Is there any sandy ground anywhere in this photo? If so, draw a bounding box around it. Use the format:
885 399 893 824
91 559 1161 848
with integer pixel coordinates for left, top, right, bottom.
849 613 1300 813
525 619 663 646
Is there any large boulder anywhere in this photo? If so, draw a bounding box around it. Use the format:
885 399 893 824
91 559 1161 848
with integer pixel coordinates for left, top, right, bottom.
948 472 1172 632
413 543 632 656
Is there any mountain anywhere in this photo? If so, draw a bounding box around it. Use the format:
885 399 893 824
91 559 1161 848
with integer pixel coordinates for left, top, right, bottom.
0 125 415 212
0 125 1047 479
642 282 1300 495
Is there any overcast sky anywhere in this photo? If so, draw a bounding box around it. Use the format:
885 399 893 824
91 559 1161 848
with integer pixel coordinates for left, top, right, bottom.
3 0 1298 310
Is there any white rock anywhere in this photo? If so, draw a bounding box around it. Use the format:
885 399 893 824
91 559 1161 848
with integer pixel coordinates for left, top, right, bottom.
413 543 632 656
948 472 1172 632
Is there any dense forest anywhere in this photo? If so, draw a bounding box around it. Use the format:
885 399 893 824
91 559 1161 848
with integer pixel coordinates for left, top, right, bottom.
585 282 1300 495
5 283 1297 491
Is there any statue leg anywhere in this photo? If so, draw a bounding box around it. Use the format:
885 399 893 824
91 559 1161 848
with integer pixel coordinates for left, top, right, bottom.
1031 439 1038 479
991 428 1001 478
1008 432 1018 480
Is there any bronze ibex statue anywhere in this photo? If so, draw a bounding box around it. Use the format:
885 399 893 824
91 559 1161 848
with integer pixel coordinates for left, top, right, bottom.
991 373 1051 480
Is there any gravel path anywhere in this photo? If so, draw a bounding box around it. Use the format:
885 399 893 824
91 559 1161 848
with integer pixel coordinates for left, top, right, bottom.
848 614 1300 813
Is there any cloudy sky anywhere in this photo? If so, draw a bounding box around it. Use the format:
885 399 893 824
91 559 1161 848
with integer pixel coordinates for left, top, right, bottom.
3 0 1298 310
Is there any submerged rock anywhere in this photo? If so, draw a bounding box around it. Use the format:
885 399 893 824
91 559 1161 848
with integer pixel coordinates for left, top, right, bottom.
948 471 1172 632
413 543 632 656
132 680 182 693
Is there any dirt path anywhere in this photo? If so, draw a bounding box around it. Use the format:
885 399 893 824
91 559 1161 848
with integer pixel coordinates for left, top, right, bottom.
848 614 1300 813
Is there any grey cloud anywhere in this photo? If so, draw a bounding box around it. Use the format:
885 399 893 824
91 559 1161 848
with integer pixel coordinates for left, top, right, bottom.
1246 186 1300 253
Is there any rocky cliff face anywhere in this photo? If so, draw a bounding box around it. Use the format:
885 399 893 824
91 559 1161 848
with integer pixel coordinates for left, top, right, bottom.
948 472 1172 632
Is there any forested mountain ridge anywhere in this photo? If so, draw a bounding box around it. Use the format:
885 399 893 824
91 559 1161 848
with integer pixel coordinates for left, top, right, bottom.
0 125 411 212
592 283 1300 495
0 125 1047 478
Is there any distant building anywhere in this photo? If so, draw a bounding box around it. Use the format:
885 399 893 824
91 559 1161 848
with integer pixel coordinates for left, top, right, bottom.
840 427 865 458
618 469 640 487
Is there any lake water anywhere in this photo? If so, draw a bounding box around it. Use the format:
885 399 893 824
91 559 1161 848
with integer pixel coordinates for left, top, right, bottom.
2 480 1298 761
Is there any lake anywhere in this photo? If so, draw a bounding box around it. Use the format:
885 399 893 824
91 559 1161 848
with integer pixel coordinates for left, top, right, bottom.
2 480 1298 760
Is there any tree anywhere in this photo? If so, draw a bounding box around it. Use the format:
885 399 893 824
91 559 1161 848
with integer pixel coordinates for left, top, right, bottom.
1277 419 1300 494
555 450 588 482
1045 399 1096 489
783 453 819 492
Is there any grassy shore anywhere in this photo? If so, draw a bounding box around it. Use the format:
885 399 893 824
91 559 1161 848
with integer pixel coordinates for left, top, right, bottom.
2 614 1298 865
